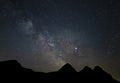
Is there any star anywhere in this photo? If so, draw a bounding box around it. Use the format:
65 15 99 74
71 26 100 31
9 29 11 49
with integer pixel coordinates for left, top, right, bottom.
75 47 78 50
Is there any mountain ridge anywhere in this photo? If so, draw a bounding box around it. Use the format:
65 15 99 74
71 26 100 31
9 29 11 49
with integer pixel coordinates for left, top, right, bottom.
0 60 119 83
58 63 77 73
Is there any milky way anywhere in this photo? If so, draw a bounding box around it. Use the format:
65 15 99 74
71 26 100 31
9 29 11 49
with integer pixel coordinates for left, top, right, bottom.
18 19 90 71
0 0 120 80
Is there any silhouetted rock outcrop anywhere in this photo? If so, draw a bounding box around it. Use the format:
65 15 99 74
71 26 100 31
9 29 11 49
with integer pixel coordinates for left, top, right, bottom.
93 66 115 82
58 63 77 73
80 66 93 73
0 60 119 83
0 60 33 73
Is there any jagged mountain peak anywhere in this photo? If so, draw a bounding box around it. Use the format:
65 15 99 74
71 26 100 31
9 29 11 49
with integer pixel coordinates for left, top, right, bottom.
80 66 93 72
58 63 76 72
94 66 103 71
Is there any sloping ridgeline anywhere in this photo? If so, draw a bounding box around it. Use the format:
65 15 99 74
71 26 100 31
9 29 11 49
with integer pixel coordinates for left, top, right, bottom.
0 60 119 83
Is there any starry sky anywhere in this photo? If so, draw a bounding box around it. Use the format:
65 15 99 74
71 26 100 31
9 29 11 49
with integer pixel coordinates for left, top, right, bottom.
0 0 120 80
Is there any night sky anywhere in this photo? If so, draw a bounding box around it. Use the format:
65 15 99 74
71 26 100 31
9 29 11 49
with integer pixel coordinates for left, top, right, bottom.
0 0 120 80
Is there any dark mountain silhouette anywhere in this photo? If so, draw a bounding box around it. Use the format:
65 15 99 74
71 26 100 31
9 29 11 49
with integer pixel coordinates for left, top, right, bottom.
0 60 119 83
0 60 33 73
58 63 77 73
80 66 93 73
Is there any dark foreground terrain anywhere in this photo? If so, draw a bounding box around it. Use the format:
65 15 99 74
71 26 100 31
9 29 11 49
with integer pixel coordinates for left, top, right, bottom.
0 60 119 83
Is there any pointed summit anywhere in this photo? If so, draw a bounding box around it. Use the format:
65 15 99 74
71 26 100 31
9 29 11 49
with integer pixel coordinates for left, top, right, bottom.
80 66 93 73
93 66 109 74
93 66 113 79
94 66 103 71
58 63 76 73
93 66 107 74
80 66 93 76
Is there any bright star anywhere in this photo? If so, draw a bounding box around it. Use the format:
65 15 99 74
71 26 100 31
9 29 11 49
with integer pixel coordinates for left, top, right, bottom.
75 47 78 50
